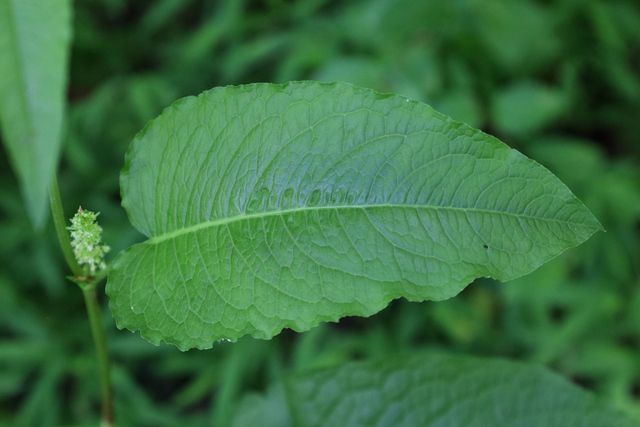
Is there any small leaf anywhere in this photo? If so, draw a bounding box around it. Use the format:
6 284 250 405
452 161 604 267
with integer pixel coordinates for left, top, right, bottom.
284 352 637 427
493 81 566 136
107 82 601 350
0 0 72 227
231 383 291 427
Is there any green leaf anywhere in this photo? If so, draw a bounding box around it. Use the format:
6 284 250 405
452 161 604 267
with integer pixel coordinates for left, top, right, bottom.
284 352 637 427
0 0 72 227
231 383 292 427
107 81 601 350
493 81 566 136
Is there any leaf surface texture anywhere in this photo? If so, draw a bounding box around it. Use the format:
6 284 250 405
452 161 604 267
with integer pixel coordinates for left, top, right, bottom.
285 352 636 427
0 0 71 226
107 82 601 349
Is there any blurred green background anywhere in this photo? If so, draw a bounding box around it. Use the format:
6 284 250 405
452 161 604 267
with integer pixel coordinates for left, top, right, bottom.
1 0 640 425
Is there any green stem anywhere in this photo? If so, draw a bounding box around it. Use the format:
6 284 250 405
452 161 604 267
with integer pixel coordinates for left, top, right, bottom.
49 175 83 277
92 262 113 285
49 176 115 426
81 281 115 427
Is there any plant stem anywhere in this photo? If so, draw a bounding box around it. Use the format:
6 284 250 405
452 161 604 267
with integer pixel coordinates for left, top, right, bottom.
81 281 115 427
49 175 83 277
92 262 113 285
49 175 115 426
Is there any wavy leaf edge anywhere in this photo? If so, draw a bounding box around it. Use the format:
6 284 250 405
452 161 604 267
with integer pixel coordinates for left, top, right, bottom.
108 81 602 350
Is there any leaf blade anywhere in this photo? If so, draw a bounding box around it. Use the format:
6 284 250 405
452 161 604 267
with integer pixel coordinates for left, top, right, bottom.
284 352 637 427
108 82 601 350
0 0 72 227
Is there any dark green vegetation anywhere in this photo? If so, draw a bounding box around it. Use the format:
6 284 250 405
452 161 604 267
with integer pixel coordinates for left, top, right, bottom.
1 0 640 426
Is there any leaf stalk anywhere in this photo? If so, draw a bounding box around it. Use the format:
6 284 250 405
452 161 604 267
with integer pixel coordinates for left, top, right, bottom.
49 175 83 276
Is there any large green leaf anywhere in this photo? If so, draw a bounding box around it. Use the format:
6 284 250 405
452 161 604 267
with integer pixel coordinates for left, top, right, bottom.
284 352 637 427
0 0 72 227
107 81 601 350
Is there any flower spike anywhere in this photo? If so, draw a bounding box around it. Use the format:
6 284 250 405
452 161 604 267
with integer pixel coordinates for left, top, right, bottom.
68 207 110 276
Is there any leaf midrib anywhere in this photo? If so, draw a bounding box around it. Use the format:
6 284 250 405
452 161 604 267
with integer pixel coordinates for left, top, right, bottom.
146 203 595 244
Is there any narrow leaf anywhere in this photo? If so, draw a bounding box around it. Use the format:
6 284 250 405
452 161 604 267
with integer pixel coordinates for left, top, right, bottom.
0 0 72 227
284 352 637 427
107 82 602 350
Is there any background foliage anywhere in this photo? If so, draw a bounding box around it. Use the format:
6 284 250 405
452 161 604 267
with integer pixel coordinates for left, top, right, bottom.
0 0 639 425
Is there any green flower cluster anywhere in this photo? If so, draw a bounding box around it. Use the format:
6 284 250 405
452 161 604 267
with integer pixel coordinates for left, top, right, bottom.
68 207 110 275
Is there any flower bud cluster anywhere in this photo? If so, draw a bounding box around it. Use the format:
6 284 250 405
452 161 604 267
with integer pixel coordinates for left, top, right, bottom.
68 207 110 275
